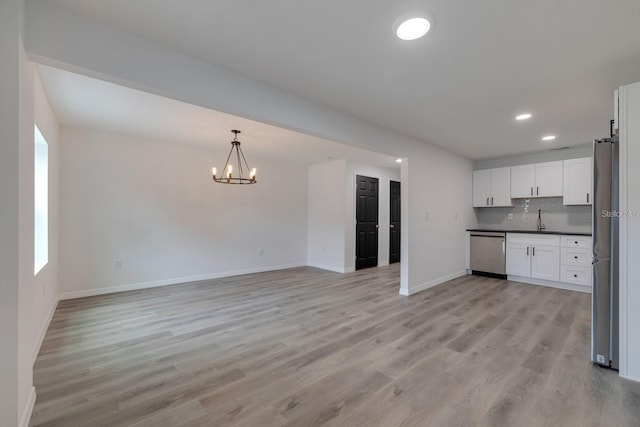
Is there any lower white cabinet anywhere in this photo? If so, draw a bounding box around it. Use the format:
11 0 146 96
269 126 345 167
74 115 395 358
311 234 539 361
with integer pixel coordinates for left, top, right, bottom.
560 235 592 287
530 245 560 281
506 234 560 281
506 233 592 291
506 243 531 276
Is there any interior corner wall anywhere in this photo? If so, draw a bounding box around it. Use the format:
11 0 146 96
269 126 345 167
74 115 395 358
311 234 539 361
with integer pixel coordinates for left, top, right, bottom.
307 160 348 273
344 162 401 272
401 146 476 295
1 0 23 425
31 66 60 359
618 80 640 382
58 127 308 298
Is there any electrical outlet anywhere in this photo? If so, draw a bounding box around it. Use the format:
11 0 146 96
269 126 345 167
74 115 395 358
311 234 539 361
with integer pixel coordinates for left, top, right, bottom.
507 213 514 220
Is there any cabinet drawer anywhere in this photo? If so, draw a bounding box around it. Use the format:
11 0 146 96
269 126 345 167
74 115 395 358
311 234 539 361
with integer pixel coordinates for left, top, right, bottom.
561 236 592 249
560 265 592 286
561 248 592 266
508 233 560 247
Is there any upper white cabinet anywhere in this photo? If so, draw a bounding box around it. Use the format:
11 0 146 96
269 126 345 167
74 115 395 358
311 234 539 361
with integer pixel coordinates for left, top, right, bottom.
510 164 536 198
563 157 593 205
511 161 563 198
473 167 512 207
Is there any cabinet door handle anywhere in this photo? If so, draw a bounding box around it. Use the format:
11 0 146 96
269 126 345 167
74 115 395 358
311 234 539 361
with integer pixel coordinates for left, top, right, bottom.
526 246 529 256
491 197 494 205
532 247 536 256
574 274 578 278
531 187 533 196
536 186 539 196
587 193 590 203
486 197 489 206
574 256 578 259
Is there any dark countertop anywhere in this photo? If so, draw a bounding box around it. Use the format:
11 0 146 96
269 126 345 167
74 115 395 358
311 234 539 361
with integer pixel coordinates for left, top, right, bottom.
467 228 592 236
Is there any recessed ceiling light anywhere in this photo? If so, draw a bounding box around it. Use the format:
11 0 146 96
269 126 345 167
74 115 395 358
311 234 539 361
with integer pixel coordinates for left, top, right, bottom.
542 135 556 141
396 158 402 163
515 113 532 121
396 17 431 41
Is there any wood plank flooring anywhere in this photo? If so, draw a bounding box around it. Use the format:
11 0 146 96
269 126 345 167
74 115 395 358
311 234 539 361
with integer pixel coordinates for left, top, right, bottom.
31 265 640 426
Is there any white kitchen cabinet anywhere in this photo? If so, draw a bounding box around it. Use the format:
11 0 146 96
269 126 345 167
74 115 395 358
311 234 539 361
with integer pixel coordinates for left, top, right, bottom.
506 234 560 281
560 235 592 289
506 243 531 276
531 245 560 281
473 167 512 207
510 161 563 198
510 164 536 198
472 170 491 207
563 157 593 205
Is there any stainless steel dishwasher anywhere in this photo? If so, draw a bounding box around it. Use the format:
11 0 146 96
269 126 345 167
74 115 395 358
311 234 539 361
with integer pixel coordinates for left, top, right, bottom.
470 231 506 278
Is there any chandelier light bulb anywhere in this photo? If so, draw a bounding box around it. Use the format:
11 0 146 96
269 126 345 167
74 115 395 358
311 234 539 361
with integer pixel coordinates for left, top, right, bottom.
212 167 217 178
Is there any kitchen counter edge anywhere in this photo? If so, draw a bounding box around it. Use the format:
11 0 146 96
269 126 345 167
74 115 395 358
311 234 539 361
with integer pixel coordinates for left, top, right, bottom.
466 229 592 236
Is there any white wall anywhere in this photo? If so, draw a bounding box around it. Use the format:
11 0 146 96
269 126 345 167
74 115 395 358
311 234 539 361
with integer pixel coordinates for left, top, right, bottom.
1 1 23 425
474 144 593 169
1 1 59 424
400 147 477 295
307 160 348 272
25 1 477 296
59 126 308 298
618 80 640 382
31 68 60 361
345 162 401 271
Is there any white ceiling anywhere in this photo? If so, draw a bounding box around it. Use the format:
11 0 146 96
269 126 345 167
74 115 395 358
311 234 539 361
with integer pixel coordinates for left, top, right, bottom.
37 65 400 168
45 0 640 159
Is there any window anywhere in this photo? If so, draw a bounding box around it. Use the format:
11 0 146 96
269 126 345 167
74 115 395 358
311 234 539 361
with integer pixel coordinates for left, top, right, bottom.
34 125 48 275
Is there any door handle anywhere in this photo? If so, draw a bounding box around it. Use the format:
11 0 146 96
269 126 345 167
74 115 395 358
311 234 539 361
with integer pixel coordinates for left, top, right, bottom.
526 246 529 256
532 247 536 256
491 197 494 205
536 186 539 196
376 224 380 228
587 193 590 203
486 197 489 206
390 224 395 228
531 187 533 196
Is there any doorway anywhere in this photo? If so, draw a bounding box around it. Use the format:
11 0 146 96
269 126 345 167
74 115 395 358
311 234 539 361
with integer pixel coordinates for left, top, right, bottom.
389 180 401 264
355 175 379 270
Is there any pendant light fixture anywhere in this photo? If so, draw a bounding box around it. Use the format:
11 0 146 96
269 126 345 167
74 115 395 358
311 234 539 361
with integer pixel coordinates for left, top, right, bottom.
212 130 257 184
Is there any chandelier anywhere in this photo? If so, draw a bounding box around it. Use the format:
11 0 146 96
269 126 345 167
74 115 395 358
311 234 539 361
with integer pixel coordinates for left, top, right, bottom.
211 130 257 184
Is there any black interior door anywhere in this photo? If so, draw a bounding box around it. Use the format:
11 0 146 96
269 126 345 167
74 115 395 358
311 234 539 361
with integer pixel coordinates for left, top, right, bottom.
389 180 401 264
355 175 379 270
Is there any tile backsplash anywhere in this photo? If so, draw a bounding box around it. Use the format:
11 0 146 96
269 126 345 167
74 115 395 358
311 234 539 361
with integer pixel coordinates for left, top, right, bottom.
474 197 592 233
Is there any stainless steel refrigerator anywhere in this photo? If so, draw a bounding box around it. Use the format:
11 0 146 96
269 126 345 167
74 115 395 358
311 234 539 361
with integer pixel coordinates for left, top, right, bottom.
592 136 619 369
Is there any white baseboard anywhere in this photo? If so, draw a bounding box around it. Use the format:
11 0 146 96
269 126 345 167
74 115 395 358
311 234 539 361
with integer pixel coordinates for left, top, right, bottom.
399 270 467 296
19 387 36 427
344 267 355 273
307 262 347 274
58 263 307 300
507 275 591 293
33 297 58 362
620 372 640 384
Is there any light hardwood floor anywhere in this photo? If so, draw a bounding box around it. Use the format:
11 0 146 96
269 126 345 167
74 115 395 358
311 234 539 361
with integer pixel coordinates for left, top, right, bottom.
31 265 640 426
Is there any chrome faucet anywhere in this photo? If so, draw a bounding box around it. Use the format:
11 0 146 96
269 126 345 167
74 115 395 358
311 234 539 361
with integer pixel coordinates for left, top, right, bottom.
537 209 546 232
